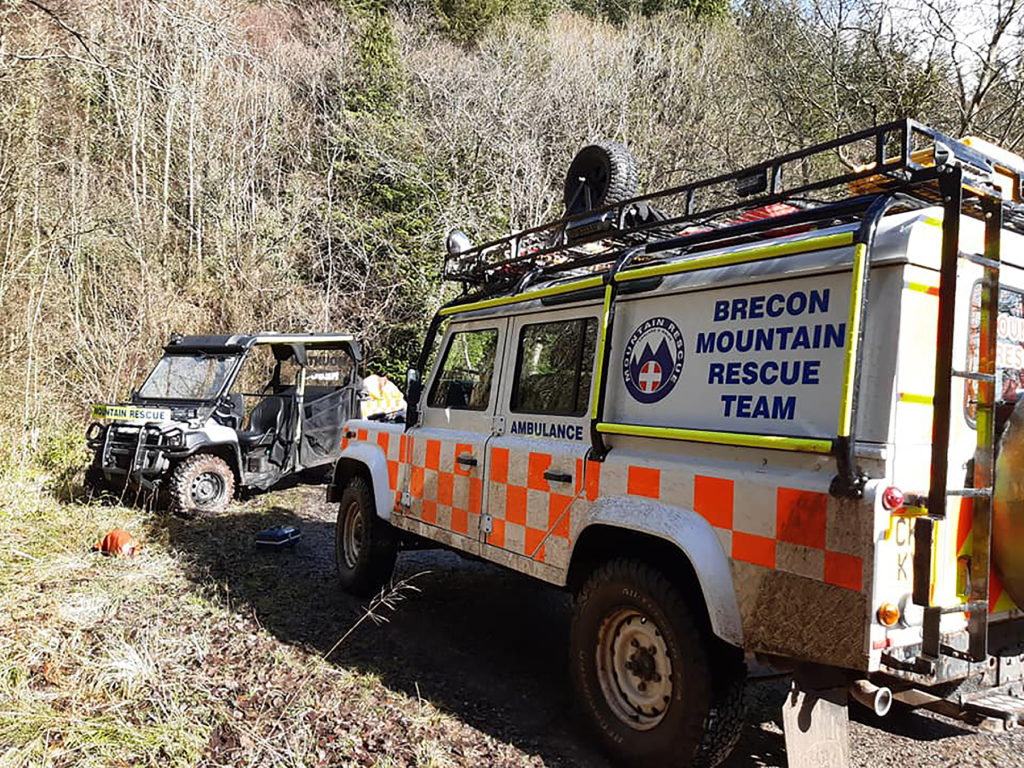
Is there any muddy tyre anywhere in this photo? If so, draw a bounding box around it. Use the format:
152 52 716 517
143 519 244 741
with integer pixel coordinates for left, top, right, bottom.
169 453 235 518
570 558 744 768
336 475 398 596
694 645 747 768
564 140 638 215
83 465 116 502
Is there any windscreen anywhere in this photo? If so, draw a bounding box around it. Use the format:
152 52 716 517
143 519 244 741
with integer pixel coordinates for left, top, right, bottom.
137 353 238 400
306 347 356 386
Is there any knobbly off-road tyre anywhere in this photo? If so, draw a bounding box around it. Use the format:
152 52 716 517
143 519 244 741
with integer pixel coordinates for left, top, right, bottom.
694 645 747 768
570 558 745 768
335 475 397 596
563 140 638 215
83 465 116 502
169 453 235 518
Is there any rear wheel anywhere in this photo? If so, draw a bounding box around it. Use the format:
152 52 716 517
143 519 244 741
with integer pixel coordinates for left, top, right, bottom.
169 453 235 518
335 475 397 596
570 558 745 767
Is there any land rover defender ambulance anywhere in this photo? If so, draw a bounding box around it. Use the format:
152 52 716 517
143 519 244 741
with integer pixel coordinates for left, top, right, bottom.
327 121 1024 767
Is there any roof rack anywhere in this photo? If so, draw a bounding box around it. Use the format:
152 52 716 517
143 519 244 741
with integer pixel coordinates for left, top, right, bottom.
443 119 1024 294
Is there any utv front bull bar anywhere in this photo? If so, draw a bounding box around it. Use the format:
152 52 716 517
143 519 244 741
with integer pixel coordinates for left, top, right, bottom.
87 421 186 488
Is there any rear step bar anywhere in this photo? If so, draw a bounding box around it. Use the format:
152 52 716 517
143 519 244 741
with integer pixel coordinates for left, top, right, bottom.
894 686 1024 730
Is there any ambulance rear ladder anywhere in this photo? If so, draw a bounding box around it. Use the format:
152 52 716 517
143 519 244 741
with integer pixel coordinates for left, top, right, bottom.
912 165 1004 666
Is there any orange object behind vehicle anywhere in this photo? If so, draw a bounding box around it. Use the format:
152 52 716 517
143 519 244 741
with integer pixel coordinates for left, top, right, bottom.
93 529 140 557
731 202 801 223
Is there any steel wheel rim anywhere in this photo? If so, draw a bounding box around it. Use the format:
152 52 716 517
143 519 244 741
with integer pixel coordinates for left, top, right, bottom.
341 500 364 569
595 607 673 730
568 168 609 211
190 471 225 507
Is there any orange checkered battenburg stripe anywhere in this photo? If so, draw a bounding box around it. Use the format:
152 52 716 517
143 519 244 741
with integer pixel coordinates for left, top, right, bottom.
346 426 863 592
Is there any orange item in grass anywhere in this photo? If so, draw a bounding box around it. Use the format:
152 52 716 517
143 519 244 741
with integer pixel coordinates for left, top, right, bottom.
93 528 140 557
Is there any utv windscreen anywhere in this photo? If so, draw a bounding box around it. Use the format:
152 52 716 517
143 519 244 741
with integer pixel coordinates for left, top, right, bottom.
138 353 239 401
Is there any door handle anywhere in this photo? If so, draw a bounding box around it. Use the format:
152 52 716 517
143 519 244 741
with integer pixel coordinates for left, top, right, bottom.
543 470 572 484
457 454 478 467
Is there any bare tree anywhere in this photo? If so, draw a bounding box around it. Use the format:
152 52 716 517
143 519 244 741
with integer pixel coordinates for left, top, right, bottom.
913 0 1024 142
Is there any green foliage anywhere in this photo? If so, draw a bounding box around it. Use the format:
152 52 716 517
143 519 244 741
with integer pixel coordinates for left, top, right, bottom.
38 421 91 496
434 0 554 43
326 10 447 377
348 10 406 111
368 324 424 383
569 0 728 25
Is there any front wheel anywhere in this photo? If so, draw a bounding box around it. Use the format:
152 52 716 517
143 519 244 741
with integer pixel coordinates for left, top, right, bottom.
570 559 745 767
84 465 115 501
169 453 235 518
335 475 397 596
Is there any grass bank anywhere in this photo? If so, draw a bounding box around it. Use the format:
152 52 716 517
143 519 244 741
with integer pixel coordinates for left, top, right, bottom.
0 474 539 767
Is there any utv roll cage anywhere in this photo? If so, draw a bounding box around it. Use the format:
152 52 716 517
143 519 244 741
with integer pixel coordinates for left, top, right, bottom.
150 332 361 396
412 118 1024 671
163 332 360 365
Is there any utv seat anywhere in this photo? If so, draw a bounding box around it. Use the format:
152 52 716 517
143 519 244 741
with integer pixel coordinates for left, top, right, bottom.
238 397 283 450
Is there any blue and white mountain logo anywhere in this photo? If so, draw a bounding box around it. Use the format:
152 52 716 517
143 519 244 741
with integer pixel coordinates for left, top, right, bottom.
622 317 685 404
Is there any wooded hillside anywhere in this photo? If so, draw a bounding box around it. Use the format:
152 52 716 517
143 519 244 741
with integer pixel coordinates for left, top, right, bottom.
1 0 1022 476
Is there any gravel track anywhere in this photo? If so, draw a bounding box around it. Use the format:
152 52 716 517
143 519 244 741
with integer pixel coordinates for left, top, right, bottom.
178 485 1024 767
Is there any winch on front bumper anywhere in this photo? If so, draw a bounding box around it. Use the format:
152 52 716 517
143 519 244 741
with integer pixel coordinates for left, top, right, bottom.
86 421 188 487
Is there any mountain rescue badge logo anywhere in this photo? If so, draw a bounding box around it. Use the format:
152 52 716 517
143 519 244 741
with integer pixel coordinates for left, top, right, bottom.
622 317 685 404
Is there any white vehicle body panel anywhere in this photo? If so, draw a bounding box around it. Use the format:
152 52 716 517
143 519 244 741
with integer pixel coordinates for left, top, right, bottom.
332 208 1024 673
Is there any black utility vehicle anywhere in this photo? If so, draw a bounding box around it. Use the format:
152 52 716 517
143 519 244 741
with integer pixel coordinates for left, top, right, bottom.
86 333 362 515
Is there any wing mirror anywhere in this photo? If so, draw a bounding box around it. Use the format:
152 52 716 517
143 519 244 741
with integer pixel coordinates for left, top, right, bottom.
405 367 422 425
405 367 421 403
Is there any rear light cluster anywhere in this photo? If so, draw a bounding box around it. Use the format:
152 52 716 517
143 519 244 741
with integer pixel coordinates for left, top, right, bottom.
877 487 908 631
877 603 901 627
881 486 904 511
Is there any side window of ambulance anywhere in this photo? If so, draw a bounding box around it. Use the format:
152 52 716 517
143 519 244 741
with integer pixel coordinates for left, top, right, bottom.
428 329 499 410
512 317 598 416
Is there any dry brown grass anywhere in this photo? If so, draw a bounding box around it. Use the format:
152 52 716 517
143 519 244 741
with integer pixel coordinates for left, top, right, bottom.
0 473 540 767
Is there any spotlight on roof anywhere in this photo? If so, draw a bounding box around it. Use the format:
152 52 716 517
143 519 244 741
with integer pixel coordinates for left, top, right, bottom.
446 229 473 257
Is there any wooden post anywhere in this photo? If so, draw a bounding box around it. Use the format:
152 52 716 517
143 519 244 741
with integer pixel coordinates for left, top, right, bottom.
782 680 851 768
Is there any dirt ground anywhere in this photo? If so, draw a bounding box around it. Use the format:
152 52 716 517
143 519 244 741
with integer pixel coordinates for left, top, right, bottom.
161 483 1024 768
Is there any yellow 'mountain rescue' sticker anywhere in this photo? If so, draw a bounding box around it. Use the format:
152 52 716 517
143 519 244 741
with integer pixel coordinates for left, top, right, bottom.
91 404 172 422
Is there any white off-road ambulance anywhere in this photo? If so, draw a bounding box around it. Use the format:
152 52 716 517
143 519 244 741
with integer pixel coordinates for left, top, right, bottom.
327 121 1024 767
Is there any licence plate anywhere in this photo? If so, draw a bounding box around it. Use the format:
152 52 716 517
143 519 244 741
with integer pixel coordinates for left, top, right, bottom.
91 404 172 423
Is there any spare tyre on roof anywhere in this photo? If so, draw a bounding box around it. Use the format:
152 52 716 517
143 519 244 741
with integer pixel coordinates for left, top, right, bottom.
563 140 638 215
